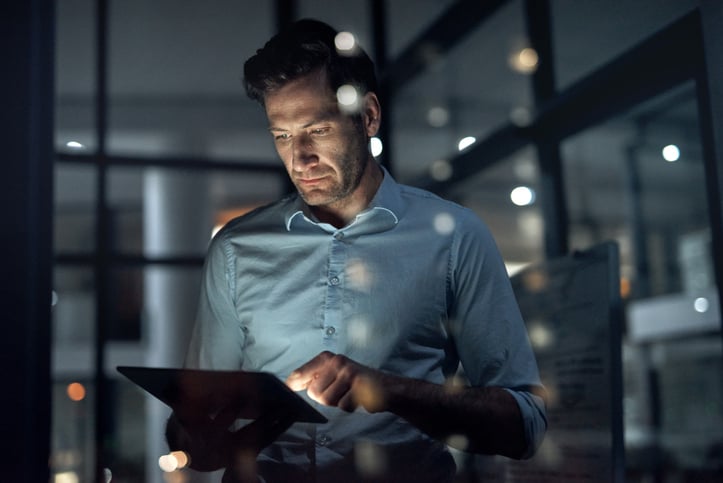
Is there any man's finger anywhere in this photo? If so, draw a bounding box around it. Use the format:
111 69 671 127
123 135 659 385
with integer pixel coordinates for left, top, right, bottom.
285 351 334 390
285 370 316 391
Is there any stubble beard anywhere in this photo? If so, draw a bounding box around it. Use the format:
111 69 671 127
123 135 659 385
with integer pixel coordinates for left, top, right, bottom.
296 125 368 209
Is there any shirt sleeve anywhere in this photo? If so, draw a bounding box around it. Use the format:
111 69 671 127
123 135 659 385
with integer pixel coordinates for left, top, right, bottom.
449 210 547 458
185 230 246 370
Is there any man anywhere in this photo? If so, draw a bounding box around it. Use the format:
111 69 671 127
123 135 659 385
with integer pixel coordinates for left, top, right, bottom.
168 18 546 483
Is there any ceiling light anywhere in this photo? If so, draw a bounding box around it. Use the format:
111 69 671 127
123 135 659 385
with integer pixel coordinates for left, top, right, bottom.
510 186 536 206
662 144 680 162
66 141 84 149
457 136 476 151
694 297 709 313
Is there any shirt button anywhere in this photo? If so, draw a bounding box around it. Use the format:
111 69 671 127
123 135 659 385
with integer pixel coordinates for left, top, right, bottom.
318 433 332 446
329 276 340 285
325 326 336 336
334 232 344 240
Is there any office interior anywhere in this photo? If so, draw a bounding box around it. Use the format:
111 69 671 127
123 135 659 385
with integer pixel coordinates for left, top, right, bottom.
5 0 723 482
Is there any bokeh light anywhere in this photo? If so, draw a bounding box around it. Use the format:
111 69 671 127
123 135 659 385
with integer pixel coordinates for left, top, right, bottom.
457 136 476 151
662 144 680 162
510 186 535 206
427 106 450 127
334 31 356 53
429 159 453 181
354 440 387 478
433 212 455 235
67 382 86 402
694 297 709 313
336 84 360 114
159 451 189 473
509 47 539 74
370 137 383 158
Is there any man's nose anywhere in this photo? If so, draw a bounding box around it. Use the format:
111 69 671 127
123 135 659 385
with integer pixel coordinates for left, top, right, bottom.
291 135 318 172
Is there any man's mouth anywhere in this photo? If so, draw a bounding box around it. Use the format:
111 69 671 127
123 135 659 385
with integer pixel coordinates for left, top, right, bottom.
297 176 327 185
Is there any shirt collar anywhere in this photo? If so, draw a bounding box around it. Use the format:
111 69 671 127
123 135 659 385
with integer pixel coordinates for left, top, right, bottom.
284 166 404 235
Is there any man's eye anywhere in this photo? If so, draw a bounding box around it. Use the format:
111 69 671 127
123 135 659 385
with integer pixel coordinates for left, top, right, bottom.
274 133 290 141
311 128 329 135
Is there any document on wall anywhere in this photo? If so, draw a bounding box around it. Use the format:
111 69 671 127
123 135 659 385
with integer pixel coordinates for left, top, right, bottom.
503 242 624 483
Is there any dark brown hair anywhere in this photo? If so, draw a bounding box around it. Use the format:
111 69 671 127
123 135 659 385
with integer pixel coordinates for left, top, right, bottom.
243 19 378 105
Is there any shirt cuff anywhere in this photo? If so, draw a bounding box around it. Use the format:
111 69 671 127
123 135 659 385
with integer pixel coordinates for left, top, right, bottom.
503 388 548 459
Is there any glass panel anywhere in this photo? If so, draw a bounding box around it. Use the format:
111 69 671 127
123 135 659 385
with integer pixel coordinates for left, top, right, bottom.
53 266 95 348
108 166 284 255
386 0 458 58
562 83 722 482
448 146 544 269
391 0 532 183
107 0 275 160
551 0 697 90
108 377 147 482
55 163 96 254
108 267 144 341
55 0 97 153
51 379 95 483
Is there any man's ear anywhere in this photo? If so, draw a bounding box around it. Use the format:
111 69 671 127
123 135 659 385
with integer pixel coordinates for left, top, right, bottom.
362 92 381 137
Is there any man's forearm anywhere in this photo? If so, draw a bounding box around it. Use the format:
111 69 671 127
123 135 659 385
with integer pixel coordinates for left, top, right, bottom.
368 373 528 458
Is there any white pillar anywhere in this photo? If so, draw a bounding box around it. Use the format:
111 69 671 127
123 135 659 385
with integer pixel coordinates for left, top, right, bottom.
143 168 218 483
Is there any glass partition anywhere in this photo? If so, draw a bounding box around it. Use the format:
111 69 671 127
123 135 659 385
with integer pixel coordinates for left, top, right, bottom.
562 82 722 481
390 0 532 183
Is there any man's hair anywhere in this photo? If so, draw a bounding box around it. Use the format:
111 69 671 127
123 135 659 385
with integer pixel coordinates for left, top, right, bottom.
243 19 378 105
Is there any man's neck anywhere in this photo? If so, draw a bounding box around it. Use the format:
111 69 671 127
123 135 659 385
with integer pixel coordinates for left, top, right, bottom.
310 160 384 228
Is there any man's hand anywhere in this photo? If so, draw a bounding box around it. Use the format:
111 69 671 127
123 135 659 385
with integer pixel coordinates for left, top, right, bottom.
286 351 386 412
166 404 294 474
286 351 535 458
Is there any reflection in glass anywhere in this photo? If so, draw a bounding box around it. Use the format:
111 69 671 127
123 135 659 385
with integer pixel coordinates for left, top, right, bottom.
562 83 722 481
449 146 543 268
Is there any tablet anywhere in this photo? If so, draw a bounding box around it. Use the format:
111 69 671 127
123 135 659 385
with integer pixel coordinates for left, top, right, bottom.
117 366 328 424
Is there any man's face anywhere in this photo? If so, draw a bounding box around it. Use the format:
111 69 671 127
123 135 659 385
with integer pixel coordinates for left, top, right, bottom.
264 69 372 209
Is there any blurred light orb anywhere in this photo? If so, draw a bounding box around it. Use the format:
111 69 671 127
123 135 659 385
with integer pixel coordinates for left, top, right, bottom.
510 106 533 127
510 186 535 206
509 47 539 74
354 441 387 477
67 382 86 402
334 31 356 53
694 297 709 313
457 136 476 151
427 106 450 127
529 323 553 349
158 452 190 473
429 159 453 181
370 137 383 157
336 84 360 114
662 144 680 162
346 259 373 292
347 317 372 347
519 48 539 68
434 212 455 235
54 471 79 483
66 141 84 149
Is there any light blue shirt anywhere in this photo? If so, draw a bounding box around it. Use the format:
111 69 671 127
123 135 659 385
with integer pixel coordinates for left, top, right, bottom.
186 169 546 482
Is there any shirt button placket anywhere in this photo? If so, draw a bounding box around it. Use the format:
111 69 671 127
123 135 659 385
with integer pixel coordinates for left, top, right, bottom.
324 233 345 349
